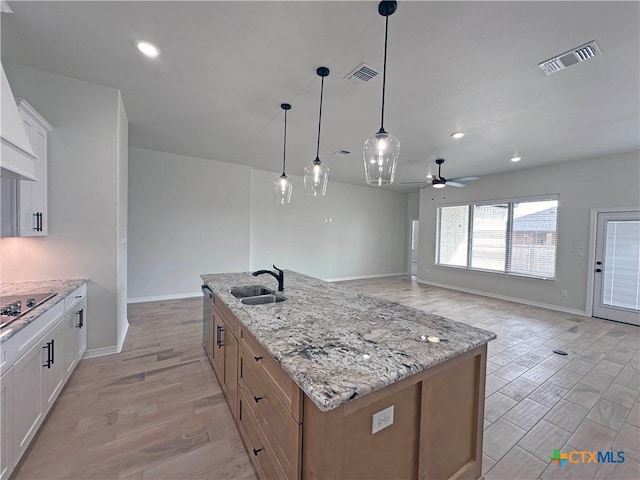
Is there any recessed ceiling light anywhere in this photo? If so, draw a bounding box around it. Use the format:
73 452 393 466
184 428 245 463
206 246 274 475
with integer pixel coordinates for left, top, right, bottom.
451 132 465 139
137 41 160 58
510 156 522 162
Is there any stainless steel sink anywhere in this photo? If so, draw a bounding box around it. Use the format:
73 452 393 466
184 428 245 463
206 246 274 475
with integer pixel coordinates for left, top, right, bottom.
241 294 287 305
230 285 274 299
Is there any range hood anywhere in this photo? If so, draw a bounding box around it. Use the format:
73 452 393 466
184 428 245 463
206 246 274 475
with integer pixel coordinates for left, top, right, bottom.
1 61 37 180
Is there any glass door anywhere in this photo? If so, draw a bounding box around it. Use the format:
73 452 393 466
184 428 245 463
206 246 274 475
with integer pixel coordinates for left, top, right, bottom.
592 211 640 325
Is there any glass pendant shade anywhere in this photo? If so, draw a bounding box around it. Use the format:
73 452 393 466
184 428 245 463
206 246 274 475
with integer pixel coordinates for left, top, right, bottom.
363 130 400 186
274 103 292 204
364 1 399 186
303 159 329 197
274 174 293 204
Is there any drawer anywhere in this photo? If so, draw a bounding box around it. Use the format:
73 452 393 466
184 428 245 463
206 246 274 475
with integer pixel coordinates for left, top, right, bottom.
64 284 87 313
1 301 64 375
239 327 302 422
238 388 286 480
240 345 302 479
214 294 238 337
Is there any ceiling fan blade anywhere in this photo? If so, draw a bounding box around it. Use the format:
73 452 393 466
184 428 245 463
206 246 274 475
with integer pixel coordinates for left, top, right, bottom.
401 181 429 184
449 176 479 183
446 181 467 188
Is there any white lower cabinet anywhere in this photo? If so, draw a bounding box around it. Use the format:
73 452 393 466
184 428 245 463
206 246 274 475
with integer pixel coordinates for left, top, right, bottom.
62 299 87 379
74 299 87 362
1 283 88 479
12 341 43 461
0 367 14 480
40 321 65 414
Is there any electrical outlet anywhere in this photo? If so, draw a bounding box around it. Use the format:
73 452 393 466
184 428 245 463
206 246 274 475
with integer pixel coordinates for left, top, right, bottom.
371 405 394 434
561 289 568 297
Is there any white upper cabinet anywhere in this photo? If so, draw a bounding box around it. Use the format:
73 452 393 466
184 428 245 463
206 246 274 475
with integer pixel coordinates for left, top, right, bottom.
16 99 52 236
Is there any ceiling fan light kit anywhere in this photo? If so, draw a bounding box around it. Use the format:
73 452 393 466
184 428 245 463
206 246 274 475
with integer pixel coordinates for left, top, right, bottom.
363 1 400 187
274 103 293 205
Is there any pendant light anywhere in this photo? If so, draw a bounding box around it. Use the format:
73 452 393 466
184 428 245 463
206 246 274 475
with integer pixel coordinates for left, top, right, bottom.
304 67 330 197
274 103 293 205
363 1 400 186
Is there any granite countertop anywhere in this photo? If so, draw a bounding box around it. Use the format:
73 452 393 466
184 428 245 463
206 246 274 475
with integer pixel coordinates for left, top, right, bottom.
202 271 496 412
0 279 87 343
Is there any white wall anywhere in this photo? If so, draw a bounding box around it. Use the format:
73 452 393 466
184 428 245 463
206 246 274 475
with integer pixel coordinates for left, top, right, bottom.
127 147 252 300
116 92 129 351
418 151 640 313
249 169 408 280
127 148 408 300
0 63 123 351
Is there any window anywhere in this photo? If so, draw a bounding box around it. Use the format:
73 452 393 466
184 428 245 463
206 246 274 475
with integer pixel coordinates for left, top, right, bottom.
437 196 558 279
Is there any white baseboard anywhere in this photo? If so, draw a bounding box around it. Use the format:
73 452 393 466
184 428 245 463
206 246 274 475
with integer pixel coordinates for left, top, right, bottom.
117 320 129 353
83 345 118 358
325 272 408 282
415 278 588 317
128 291 201 304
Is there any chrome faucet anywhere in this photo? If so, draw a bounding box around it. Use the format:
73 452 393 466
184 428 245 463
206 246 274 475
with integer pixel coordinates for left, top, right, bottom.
252 265 285 292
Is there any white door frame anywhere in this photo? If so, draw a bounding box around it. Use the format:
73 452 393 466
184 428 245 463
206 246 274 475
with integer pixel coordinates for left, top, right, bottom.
586 206 640 317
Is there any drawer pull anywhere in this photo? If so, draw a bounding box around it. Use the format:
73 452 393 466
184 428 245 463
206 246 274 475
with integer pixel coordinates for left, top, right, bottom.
216 325 224 348
253 396 263 403
253 448 264 456
254 356 263 362
76 309 84 329
75 295 82 299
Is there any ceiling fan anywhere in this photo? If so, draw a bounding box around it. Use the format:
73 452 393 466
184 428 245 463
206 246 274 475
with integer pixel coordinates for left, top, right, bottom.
402 158 479 189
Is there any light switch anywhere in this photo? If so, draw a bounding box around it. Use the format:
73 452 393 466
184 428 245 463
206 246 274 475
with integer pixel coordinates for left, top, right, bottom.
372 405 394 434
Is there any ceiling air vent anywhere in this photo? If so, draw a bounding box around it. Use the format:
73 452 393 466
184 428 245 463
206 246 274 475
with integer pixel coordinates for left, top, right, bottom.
538 41 601 75
333 149 352 157
344 63 380 85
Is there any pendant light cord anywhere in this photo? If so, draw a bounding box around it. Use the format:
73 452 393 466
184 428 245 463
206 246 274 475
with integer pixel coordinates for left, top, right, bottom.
282 109 287 176
379 14 389 133
315 75 325 161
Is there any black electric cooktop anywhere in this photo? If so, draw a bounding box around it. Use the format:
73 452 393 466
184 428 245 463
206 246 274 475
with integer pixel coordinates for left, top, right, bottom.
0 292 57 329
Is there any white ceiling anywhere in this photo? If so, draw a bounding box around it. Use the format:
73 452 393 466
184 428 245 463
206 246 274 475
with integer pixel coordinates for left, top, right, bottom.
2 1 638 192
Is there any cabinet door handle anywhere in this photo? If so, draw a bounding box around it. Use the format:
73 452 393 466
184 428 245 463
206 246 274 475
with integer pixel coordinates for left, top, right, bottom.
76 309 84 328
253 396 263 403
39 212 43 231
254 356 263 362
595 268 602 273
42 341 52 368
51 338 55 364
252 448 263 456
216 324 224 348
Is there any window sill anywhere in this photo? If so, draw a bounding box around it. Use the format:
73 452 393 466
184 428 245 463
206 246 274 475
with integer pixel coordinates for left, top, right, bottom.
434 264 557 282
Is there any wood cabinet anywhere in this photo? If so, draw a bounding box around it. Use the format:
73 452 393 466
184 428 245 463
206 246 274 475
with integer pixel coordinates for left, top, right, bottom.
238 327 302 480
0 283 88 479
212 294 239 420
206 294 487 480
17 99 52 236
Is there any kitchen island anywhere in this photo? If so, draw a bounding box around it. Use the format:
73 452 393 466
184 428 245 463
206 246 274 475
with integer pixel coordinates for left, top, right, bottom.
201 270 496 480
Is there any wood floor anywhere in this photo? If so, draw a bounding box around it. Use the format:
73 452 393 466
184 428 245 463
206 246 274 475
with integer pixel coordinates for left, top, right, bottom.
12 276 640 480
13 297 256 480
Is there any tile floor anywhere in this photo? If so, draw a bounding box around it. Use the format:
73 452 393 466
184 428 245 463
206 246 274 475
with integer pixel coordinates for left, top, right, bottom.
13 275 640 479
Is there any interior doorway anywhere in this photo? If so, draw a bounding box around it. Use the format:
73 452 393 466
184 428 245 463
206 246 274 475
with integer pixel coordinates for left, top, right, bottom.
592 210 640 325
410 220 419 276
